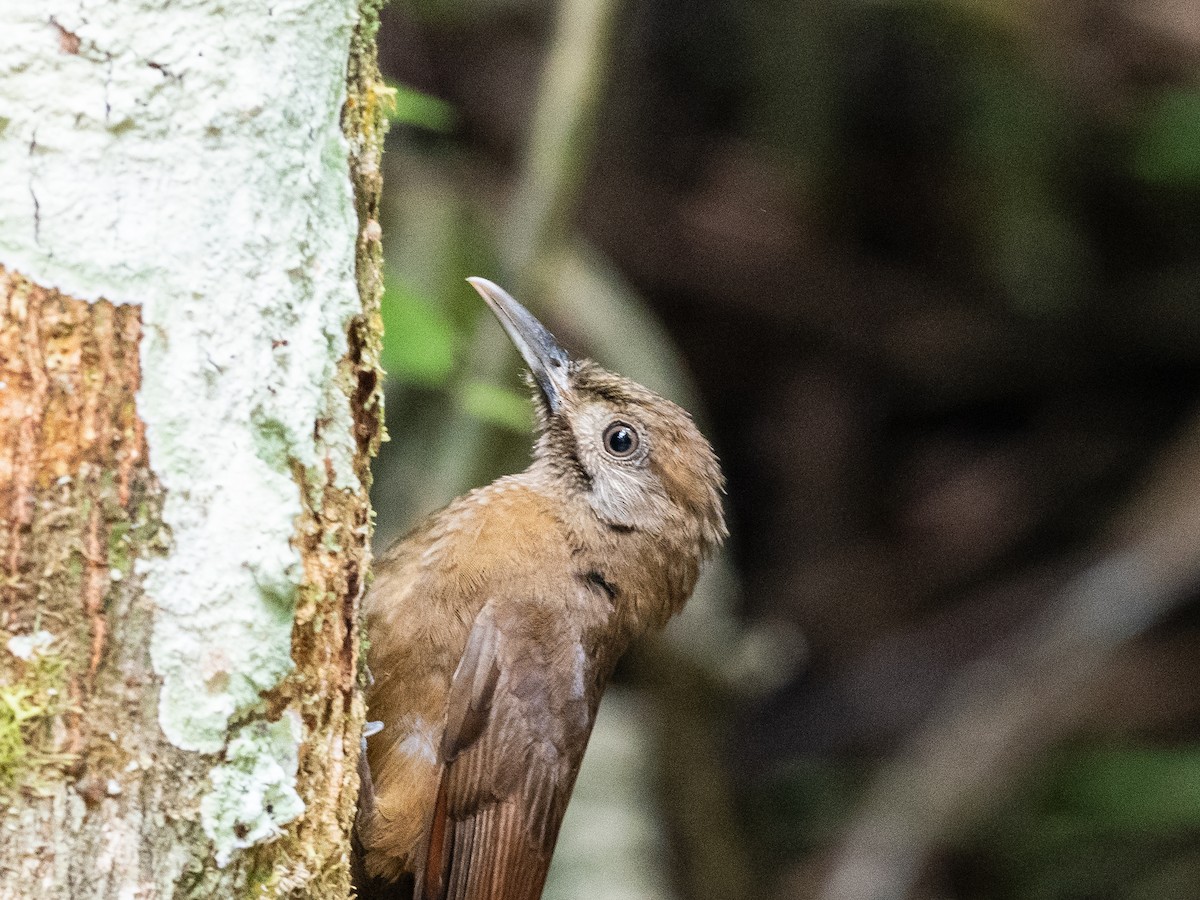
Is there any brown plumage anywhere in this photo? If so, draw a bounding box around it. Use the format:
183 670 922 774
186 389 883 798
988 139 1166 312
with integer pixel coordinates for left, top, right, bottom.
355 278 726 900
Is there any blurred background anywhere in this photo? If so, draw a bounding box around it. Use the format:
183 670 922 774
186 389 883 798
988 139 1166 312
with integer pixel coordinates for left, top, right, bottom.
367 1 1200 898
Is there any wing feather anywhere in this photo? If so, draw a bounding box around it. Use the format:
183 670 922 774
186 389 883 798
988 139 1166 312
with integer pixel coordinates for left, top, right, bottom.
420 599 597 900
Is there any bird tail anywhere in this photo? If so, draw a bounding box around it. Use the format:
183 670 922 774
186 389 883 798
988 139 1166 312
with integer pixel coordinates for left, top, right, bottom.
419 795 551 900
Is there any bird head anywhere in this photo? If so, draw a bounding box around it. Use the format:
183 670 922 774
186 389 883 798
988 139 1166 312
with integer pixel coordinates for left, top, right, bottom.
467 277 727 559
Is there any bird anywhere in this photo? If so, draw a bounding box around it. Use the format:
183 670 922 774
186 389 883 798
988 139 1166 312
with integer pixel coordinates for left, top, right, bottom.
354 277 726 900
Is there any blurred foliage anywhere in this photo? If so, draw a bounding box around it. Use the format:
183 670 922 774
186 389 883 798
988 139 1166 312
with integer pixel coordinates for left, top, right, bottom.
1055 745 1200 831
952 19 1092 318
372 151 539 534
1134 89 1200 188
744 759 866 862
460 380 534 433
384 80 457 132
373 0 1200 897
379 273 457 385
747 744 1200 899
971 744 1200 900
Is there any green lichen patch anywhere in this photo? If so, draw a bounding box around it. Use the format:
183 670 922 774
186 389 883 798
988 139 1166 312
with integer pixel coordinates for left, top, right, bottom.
0 630 72 793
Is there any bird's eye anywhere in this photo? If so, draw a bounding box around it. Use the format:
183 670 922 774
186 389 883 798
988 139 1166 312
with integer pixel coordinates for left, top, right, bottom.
602 422 639 458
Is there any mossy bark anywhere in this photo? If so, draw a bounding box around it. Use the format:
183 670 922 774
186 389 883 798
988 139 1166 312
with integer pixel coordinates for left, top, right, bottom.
0 4 385 897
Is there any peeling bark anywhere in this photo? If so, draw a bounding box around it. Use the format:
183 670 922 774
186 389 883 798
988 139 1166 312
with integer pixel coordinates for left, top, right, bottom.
0 269 206 897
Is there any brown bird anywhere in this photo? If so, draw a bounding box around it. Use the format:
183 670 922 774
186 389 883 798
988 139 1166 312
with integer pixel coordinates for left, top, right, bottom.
355 277 726 900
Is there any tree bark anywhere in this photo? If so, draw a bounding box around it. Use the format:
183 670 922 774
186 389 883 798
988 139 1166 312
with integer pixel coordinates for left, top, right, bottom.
0 2 385 897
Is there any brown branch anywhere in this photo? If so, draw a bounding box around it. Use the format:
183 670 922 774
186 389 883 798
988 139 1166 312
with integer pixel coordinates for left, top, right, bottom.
506 0 624 302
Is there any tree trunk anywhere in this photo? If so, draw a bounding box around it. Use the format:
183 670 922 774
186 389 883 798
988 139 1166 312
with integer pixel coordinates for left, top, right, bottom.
0 2 385 897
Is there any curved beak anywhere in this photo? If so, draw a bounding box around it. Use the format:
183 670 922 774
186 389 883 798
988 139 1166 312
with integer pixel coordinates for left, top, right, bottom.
467 277 571 413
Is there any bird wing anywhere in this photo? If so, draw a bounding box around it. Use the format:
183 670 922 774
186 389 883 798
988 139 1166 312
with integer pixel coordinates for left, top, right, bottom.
418 600 595 900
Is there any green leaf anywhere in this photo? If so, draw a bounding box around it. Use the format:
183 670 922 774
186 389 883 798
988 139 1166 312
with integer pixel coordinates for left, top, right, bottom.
1134 89 1200 187
1055 745 1200 831
385 81 456 132
380 277 457 386
460 381 533 433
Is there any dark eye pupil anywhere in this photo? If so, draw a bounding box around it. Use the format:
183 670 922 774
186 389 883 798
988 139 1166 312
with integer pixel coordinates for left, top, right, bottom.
604 423 637 456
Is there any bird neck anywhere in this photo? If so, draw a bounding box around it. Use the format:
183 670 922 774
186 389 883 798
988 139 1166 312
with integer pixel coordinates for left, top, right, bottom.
521 457 701 635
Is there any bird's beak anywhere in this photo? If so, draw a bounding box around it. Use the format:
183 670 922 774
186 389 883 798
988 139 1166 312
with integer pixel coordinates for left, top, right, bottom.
467 277 571 413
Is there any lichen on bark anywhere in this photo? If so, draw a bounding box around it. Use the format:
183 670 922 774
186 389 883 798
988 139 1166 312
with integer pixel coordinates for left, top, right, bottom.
0 0 387 895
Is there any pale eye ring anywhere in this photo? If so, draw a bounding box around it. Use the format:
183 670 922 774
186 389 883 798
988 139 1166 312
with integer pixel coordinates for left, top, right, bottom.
602 421 639 458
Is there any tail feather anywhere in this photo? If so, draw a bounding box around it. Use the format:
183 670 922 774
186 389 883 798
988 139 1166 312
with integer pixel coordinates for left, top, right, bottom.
422 799 553 900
